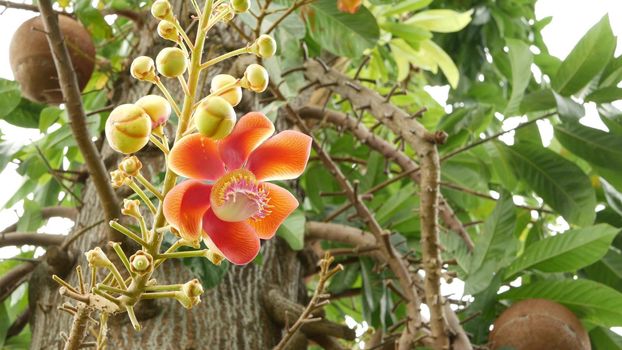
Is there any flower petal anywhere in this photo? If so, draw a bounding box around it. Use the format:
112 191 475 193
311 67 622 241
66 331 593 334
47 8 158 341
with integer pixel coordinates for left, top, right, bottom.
168 134 226 180
202 209 260 265
249 183 299 239
246 130 312 181
219 112 275 170
163 180 212 242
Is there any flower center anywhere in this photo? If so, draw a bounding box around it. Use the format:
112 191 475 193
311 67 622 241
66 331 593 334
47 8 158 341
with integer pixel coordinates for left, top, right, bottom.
210 169 271 222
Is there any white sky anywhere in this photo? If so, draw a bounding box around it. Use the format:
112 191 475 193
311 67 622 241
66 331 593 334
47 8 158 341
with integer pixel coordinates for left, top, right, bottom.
0 1 622 337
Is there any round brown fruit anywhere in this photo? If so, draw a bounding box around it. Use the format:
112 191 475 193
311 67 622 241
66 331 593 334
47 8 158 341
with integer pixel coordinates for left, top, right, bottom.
489 298 590 350
9 15 95 104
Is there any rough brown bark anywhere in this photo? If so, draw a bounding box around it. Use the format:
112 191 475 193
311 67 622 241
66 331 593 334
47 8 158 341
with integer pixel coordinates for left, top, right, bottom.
28 2 304 349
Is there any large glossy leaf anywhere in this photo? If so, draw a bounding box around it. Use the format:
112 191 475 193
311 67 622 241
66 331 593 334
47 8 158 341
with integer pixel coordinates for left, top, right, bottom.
520 89 585 120
307 0 379 58
504 39 533 115
583 248 622 292
276 209 306 250
591 327 622 350
598 104 622 135
586 86 622 103
504 224 619 278
501 142 596 226
405 9 473 33
379 0 432 17
552 15 616 96
465 195 517 294
0 79 21 118
555 121 622 172
420 39 459 88
499 279 622 327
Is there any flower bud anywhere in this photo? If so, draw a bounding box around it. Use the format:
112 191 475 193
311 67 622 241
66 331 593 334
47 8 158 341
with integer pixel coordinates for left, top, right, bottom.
119 156 143 177
105 104 152 154
252 34 276 58
110 169 127 188
151 0 173 21
121 199 141 218
193 96 236 140
203 237 225 265
85 247 112 268
230 0 250 13
135 95 171 128
210 74 242 107
241 64 269 93
130 56 157 82
157 20 179 43
182 279 204 298
156 47 187 78
130 250 153 275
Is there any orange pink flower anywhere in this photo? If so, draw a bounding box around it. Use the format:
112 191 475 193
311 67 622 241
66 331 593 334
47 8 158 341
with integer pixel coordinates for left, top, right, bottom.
163 112 312 265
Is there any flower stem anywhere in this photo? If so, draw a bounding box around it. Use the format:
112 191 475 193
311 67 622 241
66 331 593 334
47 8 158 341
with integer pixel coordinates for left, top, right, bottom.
135 173 164 201
146 284 183 292
149 135 169 155
127 180 157 215
110 242 133 276
141 291 177 299
126 306 141 331
157 249 208 259
200 47 250 70
109 221 148 247
154 79 183 118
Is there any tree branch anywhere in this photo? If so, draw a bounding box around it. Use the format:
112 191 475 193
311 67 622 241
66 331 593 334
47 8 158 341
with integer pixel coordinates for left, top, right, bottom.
5 308 30 340
298 106 474 251
1 206 79 234
302 60 451 349
38 0 121 241
0 232 65 247
0 262 36 303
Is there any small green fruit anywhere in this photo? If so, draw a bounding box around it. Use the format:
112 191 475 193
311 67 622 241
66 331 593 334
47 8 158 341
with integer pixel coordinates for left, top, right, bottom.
130 56 156 82
230 0 250 13
156 47 187 78
241 64 269 93
210 74 242 107
151 0 173 21
253 34 276 58
135 95 171 127
157 20 179 43
105 104 152 154
194 96 236 140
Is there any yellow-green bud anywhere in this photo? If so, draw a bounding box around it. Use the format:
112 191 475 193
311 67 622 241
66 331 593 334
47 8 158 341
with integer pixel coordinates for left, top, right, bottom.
130 250 153 275
193 96 236 140
182 279 204 298
203 237 225 265
230 0 250 13
85 247 112 268
252 34 276 58
121 199 141 218
135 95 171 127
130 56 157 82
119 155 143 176
241 64 269 93
174 291 200 309
105 104 152 154
110 169 127 188
210 74 242 107
157 20 179 42
156 47 187 78
151 0 173 21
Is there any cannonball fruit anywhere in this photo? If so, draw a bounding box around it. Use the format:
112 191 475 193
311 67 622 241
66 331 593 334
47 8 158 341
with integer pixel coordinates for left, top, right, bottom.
241 64 269 93
489 299 590 350
9 15 95 104
210 74 242 107
194 96 236 140
105 104 152 154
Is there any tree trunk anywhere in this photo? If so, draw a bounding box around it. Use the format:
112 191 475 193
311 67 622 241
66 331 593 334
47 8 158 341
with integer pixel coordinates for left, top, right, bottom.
28 2 306 348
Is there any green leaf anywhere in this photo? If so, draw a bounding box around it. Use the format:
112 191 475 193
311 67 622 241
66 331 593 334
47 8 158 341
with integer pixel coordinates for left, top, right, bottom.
590 327 622 350
420 39 460 88
187 259 229 290
276 209 306 250
0 79 21 117
520 89 585 120
504 224 618 278
555 121 622 172
500 142 596 226
466 194 517 294
17 200 42 232
0 302 8 348
307 0 379 58
583 248 622 292
598 104 622 135
379 0 432 17
552 15 616 96
405 9 473 33
3 98 45 128
504 39 533 115
602 179 622 216
586 86 622 103
38 107 62 132
499 279 622 327
380 22 432 46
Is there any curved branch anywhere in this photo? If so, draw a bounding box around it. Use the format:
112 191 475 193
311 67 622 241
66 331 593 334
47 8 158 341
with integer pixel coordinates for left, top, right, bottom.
0 232 65 248
1 206 79 234
0 262 37 302
38 0 121 241
298 106 474 251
